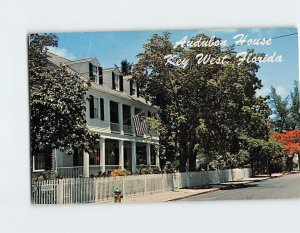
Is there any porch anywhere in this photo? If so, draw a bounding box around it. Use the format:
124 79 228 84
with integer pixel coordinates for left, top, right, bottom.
51 138 160 178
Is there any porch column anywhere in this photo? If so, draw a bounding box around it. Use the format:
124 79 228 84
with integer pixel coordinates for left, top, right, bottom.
146 144 151 169
52 149 58 176
131 141 136 172
119 140 124 169
83 152 89 177
118 103 124 134
156 146 160 167
105 99 111 130
130 106 136 136
100 137 106 173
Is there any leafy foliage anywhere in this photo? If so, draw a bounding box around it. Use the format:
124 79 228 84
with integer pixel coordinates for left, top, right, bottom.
269 81 300 131
242 137 285 174
29 33 99 169
273 130 300 155
132 32 271 171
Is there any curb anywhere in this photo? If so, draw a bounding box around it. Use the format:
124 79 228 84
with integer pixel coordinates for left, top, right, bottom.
166 188 220 202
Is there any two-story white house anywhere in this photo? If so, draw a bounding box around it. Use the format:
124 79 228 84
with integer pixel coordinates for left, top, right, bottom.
32 52 160 178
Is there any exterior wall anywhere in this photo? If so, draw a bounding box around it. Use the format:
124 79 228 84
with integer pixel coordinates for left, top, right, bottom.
56 150 65 167
123 77 131 94
68 59 100 80
103 68 120 89
85 86 159 143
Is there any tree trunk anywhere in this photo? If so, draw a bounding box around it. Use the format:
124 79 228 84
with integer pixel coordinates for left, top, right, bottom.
189 146 197 172
179 144 188 172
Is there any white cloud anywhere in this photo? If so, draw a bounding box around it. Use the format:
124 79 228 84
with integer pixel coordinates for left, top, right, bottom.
256 86 289 97
256 87 270 97
47 47 76 60
275 86 288 97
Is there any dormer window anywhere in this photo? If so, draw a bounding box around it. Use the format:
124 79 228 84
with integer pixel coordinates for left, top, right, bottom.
112 72 123 91
130 80 139 97
98 67 103 85
130 80 136 95
89 63 98 82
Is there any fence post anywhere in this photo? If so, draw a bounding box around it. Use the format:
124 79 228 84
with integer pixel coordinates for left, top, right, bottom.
144 176 147 195
94 178 98 203
57 179 63 204
122 178 125 198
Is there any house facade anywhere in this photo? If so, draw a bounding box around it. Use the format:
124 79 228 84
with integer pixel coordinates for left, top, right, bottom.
32 52 160 178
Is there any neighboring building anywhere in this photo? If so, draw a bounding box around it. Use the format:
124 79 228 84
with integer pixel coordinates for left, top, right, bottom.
32 52 160 178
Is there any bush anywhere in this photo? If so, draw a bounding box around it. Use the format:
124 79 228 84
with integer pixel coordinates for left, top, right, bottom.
32 170 57 181
111 169 130 177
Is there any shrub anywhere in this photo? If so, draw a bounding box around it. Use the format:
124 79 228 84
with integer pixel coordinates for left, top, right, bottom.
111 169 130 177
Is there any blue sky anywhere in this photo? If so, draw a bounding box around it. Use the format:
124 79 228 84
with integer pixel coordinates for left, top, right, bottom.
49 27 299 98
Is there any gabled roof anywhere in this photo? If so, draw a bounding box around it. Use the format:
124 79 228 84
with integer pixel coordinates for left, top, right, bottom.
47 52 71 67
46 52 154 108
90 82 149 106
65 58 95 65
47 52 98 67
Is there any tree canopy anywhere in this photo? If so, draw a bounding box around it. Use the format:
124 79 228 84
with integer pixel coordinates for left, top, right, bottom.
269 81 300 131
29 33 98 169
273 130 300 155
132 32 271 172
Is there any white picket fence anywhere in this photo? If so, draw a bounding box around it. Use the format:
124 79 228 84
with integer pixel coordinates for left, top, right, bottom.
31 168 252 204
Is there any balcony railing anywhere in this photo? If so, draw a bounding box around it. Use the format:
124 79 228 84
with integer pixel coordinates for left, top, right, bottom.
123 125 133 135
57 165 120 178
110 122 120 133
89 165 102 176
105 165 121 170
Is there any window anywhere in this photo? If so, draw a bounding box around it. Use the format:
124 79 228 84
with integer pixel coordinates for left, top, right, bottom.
112 72 123 91
89 95 99 119
100 98 104 121
94 97 99 118
98 67 103 84
130 80 136 95
33 155 45 171
89 63 98 82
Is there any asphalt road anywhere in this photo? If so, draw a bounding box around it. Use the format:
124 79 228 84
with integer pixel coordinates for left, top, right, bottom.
180 172 300 201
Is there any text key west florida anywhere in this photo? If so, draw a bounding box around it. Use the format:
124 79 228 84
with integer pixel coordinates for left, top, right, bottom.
29 27 300 204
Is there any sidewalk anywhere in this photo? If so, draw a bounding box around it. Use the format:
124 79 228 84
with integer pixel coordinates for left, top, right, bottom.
102 172 286 204
101 187 219 204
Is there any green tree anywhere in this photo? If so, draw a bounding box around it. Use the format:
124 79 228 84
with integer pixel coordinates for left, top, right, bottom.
29 33 98 171
242 137 284 176
133 32 271 172
120 59 133 76
269 86 289 131
270 81 300 131
290 81 300 129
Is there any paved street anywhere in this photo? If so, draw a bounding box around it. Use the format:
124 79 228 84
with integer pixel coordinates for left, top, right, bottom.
179 172 300 201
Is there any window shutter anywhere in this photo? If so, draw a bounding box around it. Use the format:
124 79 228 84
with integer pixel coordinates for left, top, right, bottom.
89 95 94 118
98 67 103 85
112 72 116 89
89 63 93 79
100 98 104 121
136 82 140 97
129 80 133 95
119 75 123 91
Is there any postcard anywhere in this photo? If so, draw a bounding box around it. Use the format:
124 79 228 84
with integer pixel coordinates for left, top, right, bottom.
29 27 300 204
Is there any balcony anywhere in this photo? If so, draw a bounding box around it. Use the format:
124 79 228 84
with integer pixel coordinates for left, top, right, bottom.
123 125 133 135
110 122 120 133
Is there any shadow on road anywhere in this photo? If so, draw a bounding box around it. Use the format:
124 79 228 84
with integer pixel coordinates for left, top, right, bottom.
186 183 258 191
219 183 258 190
